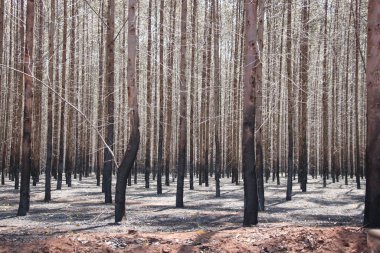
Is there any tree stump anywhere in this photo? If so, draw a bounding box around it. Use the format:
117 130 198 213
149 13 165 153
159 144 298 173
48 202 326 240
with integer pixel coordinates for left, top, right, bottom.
368 229 380 253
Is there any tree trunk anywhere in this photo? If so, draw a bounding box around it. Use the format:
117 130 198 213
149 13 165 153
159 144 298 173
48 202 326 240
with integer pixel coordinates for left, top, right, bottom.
65 0 76 188
354 0 361 190
164 0 176 187
115 0 140 223
189 0 197 191
285 0 293 201
45 0 55 202
12 0 25 190
298 0 309 192
52 0 60 181
97 1 105 188
17 0 35 216
256 0 265 209
145 0 153 189
31 0 44 186
103 0 115 204
242 0 258 227
57 0 68 190
176 0 187 208
212 0 221 197
0 0 5 186
364 0 380 228
322 0 328 188
157 0 164 195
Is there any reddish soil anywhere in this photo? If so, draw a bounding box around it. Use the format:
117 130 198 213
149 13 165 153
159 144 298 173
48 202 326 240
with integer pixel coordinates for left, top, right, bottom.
0 226 367 253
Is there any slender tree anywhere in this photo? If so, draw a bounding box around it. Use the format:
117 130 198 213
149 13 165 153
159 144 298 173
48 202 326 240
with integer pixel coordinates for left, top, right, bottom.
299 0 309 192
103 0 115 204
0 0 5 186
157 0 164 195
286 0 293 201
97 1 105 188
115 0 140 223
164 0 176 187
322 0 328 188
256 0 265 209
57 0 68 190
45 0 55 202
213 0 221 197
354 0 361 189
242 0 259 226
176 0 187 208
17 0 35 216
189 0 197 191
145 0 153 189
65 0 76 187
31 0 44 186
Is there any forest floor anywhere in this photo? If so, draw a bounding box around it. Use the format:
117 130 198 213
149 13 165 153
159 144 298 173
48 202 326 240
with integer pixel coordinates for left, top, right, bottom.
0 174 367 252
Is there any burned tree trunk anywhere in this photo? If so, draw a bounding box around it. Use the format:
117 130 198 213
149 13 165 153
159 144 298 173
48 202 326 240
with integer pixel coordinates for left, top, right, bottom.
115 0 140 223
364 0 380 228
189 0 197 191
242 0 259 226
286 0 293 201
57 0 68 190
212 0 221 198
45 0 55 202
256 0 265 210
145 0 153 189
103 0 115 204
157 0 164 195
176 0 188 208
322 0 328 188
298 0 309 193
17 0 35 216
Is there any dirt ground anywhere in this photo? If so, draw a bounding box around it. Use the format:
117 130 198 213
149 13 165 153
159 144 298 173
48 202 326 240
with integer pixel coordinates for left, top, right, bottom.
0 175 367 252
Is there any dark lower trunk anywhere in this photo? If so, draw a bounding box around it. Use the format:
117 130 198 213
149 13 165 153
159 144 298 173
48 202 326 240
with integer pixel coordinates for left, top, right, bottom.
199 164 202 185
276 164 280 185
103 148 113 203
52 157 58 179
176 161 185 208
17 165 31 216
96 165 100 186
134 162 137 184
14 158 20 189
57 163 62 190
189 162 194 190
215 133 221 197
127 171 132 186
45 124 52 201
65 158 72 187
115 121 139 223
157 139 163 194
205 150 209 187
345 168 348 185
286 157 293 201
66 172 72 187
257 163 264 210
145 169 150 188
1 145 6 185
356 166 361 189
44 162 51 202
1 166 4 185
157 164 162 194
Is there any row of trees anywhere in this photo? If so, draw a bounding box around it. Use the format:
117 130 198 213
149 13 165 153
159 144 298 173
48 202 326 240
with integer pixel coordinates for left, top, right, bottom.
0 0 378 227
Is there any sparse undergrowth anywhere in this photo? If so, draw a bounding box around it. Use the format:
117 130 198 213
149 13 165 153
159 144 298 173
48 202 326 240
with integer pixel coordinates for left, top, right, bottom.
0 176 366 252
